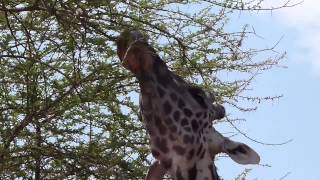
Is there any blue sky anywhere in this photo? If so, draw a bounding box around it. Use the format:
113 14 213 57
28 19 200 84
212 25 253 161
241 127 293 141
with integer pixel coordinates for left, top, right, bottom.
214 1 320 179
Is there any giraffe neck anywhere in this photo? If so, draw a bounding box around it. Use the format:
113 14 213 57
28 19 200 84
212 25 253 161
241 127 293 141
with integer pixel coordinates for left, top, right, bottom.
137 56 221 180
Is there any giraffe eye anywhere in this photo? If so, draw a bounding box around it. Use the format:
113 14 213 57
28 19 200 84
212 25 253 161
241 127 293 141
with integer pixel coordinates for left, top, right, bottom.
188 87 208 109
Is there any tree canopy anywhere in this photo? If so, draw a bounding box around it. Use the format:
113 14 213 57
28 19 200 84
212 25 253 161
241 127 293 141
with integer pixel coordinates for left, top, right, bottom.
0 0 291 179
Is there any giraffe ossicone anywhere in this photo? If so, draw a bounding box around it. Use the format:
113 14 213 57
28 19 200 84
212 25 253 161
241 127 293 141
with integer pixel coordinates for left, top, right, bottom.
116 30 260 180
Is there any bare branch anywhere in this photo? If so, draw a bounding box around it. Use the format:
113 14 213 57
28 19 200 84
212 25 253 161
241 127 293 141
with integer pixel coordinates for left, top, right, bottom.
226 117 293 146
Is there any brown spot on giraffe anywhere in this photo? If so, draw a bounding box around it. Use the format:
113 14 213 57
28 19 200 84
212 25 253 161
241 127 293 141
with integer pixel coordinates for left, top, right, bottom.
172 145 186 155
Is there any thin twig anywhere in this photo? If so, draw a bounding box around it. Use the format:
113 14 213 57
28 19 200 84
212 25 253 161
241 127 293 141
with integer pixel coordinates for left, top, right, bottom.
226 117 293 146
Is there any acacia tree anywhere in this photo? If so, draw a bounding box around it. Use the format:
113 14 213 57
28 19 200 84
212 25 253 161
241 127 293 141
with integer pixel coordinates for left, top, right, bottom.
0 0 293 179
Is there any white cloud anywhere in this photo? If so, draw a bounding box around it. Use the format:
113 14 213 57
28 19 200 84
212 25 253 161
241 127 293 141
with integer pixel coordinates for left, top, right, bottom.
262 0 320 75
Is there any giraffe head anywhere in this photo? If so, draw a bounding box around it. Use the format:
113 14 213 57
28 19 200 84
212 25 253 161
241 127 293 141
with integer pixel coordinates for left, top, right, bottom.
116 29 155 76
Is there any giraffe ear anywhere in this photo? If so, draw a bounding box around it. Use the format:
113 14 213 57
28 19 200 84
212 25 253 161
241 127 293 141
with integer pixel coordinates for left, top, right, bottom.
212 104 225 120
223 140 260 165
146 161 166 180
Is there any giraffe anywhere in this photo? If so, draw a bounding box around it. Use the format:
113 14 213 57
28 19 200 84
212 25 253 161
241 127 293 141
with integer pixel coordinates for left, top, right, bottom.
116 30 260 180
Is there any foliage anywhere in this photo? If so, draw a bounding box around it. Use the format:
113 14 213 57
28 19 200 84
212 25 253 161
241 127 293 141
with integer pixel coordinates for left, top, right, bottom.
0 0 291 179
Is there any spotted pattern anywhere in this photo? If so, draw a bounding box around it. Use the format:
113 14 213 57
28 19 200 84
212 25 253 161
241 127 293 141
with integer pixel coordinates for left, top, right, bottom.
163 101 172 114
183 108 193 117
183 134 194 144
173 111 180 122
187 149 195 160
191 119 199 132
196 112 202 117
173 145 186 155
145 94 220 179
181 118 189 126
